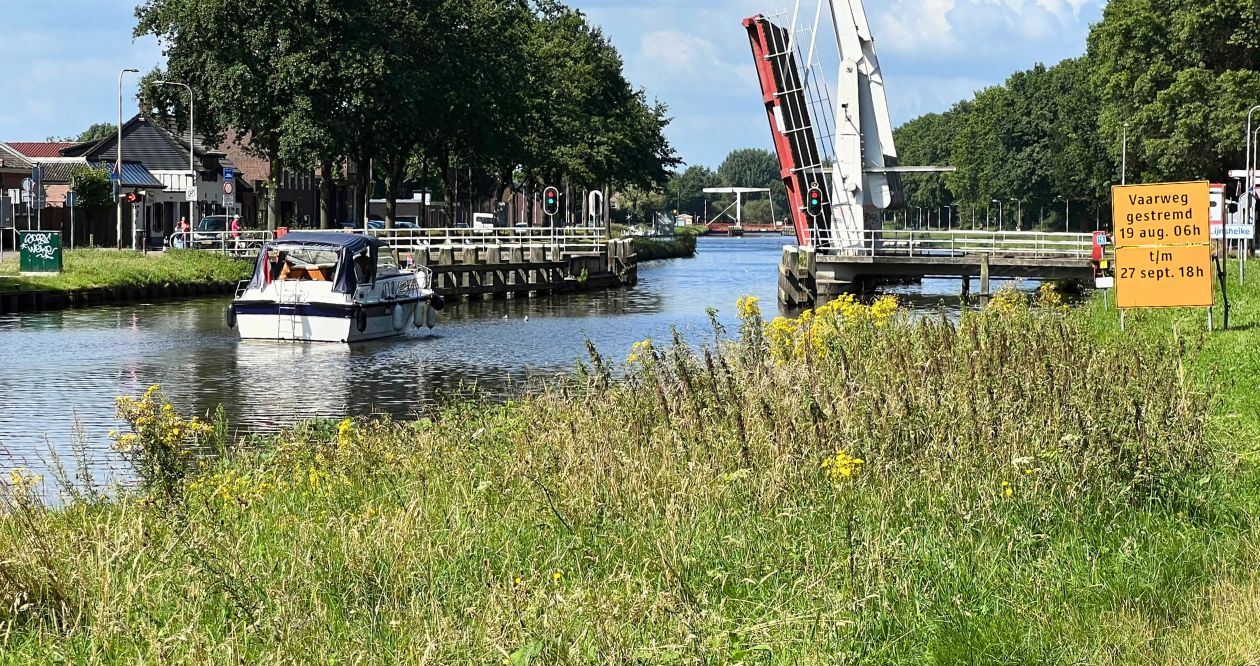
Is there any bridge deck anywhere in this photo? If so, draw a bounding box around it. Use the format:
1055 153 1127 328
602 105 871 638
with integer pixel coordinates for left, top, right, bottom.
818 253 1092 279
780 230 1100 305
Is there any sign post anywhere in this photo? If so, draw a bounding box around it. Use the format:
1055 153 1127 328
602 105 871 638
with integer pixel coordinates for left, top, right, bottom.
66 190 77 250
1112 181 1214 327
31 164 42 231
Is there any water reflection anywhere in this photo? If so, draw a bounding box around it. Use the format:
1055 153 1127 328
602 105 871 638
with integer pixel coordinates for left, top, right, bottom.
0 236 1039 476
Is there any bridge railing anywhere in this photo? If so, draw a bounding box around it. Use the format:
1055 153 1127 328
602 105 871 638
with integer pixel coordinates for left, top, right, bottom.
367 226 609 253
169 231 275 257
858 230 1094 258
170 227 610 258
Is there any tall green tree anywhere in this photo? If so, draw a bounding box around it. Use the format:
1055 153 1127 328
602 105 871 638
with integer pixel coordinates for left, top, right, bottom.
717 148 779 191
665 165 718 218
136 0 314 230
1088 0 1260 184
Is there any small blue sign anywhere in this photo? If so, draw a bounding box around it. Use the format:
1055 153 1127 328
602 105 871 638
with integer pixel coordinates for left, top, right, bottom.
223 167 235 183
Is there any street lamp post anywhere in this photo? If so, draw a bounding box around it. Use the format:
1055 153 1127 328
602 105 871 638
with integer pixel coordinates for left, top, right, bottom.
117 68 139 250
1056 196 1071 233
155 80 196 229
1247 106 1260 229
1121 122 1129 185
1010 198 1022 231
991 199 1004 231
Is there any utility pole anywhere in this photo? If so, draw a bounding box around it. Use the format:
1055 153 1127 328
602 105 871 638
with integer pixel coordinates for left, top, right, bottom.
117 67 138 250
1121 122 1129 186
155 80 196 228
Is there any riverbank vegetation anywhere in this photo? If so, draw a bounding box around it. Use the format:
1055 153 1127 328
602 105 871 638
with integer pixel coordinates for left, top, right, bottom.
0 249 250 293
634 234 698 262
2 280 1259 662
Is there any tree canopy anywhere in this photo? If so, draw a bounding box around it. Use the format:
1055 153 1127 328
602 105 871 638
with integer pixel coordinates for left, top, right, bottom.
133 0 677 228
892 0 1260 231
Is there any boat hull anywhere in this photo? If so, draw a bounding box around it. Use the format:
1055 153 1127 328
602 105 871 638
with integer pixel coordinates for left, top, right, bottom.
235 300 427 343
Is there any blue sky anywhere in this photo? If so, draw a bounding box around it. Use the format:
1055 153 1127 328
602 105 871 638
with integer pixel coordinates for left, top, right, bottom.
0 0 1105 169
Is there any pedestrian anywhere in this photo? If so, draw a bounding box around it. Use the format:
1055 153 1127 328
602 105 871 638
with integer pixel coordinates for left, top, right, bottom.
174 216 190 249
230 214 242 249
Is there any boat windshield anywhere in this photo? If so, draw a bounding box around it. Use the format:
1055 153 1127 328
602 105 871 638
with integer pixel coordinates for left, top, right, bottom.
376 249 401 278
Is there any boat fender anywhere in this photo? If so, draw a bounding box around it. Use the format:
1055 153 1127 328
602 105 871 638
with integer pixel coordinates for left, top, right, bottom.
431 294 447 311
225 303 237 329
425 304 439 330
391 304 407 331
413 301 426 328
355 307 368 333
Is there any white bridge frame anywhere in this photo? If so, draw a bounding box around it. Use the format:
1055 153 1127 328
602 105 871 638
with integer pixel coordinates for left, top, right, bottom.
774 0 954 248
702 187 776 227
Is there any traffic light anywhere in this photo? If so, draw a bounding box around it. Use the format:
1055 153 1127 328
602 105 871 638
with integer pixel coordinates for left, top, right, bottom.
124 191 144 204
543 186 560 216
805 184 824 217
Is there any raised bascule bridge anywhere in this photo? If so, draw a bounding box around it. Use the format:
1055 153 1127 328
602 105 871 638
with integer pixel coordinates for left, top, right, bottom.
743 0 1096 305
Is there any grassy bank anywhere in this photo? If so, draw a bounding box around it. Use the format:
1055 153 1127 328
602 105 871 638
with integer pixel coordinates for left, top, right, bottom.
0 249 251 293
2 284 1259 662
634 234 697 261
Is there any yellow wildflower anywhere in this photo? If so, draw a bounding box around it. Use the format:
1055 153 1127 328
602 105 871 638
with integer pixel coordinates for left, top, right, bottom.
736 295 761 321
337 418 354 449
8 468 43 494
821 448 865 482
626 338 654 364
1002 481 1013 498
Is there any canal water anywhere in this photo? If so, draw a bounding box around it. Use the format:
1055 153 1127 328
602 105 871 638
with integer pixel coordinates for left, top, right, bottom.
0 236 1019 481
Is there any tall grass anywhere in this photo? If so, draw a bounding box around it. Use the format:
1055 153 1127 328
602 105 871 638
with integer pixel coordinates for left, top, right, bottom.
0 296 1256 663
0 249 251 292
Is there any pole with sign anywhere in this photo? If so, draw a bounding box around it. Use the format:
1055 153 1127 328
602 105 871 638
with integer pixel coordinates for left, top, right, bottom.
1112 180 1215 327
32 164 43 231
223 168 236 216
66 190 77 250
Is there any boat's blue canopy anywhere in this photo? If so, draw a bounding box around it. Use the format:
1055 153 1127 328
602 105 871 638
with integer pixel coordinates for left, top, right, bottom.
249 232 386 294
272 231 387 252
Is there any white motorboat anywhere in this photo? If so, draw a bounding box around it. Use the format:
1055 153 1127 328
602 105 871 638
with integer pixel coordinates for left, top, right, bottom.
226 232 445 343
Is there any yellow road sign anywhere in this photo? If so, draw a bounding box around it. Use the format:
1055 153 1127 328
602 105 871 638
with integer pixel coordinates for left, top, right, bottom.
1116 245 1213 309
1112 181 1210 247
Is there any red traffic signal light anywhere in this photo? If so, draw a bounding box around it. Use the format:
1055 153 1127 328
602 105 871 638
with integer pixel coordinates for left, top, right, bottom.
125 191 139 204
805 185 824 217
543 186 560 216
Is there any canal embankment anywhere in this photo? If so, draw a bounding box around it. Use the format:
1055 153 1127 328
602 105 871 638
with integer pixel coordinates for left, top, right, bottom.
632 233 697 261
3 274 1257 661
0 249 251 313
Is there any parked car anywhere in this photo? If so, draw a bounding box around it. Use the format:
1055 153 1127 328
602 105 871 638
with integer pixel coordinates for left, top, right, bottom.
341 219 419 231
192 215 229 248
